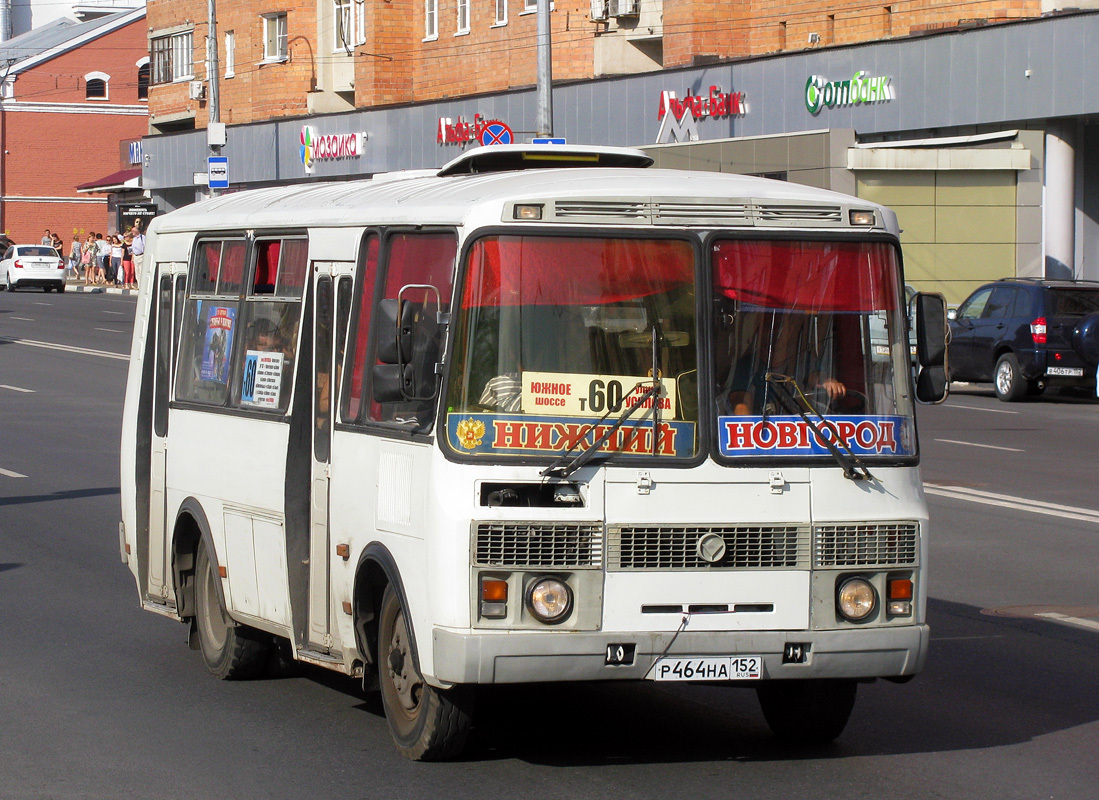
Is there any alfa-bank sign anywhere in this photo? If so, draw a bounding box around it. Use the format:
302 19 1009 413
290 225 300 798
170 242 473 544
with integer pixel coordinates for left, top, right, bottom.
656 85 747 143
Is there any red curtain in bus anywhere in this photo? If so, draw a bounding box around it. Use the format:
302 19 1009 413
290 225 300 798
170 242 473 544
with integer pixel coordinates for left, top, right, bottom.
462 236 694 308
712 240 899 313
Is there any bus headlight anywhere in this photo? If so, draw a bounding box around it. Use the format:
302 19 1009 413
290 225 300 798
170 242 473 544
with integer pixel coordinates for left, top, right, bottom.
527 577 572 624
837 577 877 621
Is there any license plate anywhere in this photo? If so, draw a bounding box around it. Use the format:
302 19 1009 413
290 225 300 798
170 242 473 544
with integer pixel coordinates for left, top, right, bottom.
1047 366 1084 377
650 656 762 681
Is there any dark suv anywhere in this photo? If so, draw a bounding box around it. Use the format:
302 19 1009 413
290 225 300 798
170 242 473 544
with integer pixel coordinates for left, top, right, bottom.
948 278 1099 401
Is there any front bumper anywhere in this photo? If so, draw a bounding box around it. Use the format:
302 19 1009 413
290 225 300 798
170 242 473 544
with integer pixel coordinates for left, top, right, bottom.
432 624 929 685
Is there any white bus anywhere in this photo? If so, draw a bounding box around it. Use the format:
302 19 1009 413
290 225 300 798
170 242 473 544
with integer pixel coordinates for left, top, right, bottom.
120 144 948 760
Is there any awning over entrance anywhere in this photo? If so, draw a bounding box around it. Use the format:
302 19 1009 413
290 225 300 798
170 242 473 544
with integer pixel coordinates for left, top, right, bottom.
76 167 142 194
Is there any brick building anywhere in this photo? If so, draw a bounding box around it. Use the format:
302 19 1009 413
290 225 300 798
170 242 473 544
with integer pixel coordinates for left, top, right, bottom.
147 0 1055 131
142 2 1099 297
0 8 148 244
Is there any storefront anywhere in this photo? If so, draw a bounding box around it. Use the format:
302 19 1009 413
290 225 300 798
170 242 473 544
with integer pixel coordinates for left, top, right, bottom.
141 10 1099 303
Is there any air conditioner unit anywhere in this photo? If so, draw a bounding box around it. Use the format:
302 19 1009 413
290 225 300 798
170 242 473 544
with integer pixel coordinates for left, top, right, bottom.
188 80 206 100
590 0 608 20
608 0 640 17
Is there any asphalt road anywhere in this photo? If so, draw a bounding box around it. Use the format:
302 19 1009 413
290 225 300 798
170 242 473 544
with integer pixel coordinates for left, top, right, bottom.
1 288 1097 799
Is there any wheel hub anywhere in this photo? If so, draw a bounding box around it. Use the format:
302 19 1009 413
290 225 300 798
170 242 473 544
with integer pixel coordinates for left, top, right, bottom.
386 611 422 713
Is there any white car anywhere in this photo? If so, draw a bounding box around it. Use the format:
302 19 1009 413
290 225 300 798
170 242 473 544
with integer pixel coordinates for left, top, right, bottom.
1 244 66 292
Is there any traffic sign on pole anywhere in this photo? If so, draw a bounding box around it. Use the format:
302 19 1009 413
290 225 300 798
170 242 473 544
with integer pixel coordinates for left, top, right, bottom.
208 156 229 189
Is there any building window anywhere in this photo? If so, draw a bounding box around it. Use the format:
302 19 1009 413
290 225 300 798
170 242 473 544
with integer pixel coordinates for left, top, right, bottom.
224 31 236 77
495 0 507 25
84 71 109 100
263 13 289 62
456 0 469 34
151 30 194 84
136 58 150 100
424 0 437 39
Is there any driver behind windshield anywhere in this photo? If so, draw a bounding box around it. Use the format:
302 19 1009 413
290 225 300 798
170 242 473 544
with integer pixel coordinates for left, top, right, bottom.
717 307 845 416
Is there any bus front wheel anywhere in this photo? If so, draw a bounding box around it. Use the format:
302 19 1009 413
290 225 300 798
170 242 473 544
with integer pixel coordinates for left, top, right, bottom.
194 540 271 680
378 585 473 761
756 679 857 743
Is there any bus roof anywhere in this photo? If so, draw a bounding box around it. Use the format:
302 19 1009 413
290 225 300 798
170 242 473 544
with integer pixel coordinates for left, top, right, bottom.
150 158 890 235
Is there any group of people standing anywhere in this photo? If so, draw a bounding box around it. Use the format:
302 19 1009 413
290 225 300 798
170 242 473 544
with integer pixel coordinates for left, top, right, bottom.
57 221 146 290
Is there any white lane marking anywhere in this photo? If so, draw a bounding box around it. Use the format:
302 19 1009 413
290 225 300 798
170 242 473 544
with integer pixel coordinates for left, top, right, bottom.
946 404 1018 415
94 327 123 333
0 466 27 478
0 384 35 393
1035 612 1099 633
103 310 125 315
924 483 1099 525
33 302 52 306
934 438 1024 452
10 316 34 321
0 336 128 361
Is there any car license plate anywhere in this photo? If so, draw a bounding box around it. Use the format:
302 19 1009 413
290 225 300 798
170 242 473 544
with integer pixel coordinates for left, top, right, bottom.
650 656 762 681
1047 366 1084 377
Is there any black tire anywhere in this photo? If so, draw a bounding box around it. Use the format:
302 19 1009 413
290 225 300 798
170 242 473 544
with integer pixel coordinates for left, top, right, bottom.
756 679 858 743
56 283 66 293
378 585 473 761
993 353 1027 402
194 540 271 679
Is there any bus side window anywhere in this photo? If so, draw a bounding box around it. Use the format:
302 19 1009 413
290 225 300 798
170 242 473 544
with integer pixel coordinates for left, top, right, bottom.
175 238 247 406
341 233 380 423
233 237 308 413
367 231 456 429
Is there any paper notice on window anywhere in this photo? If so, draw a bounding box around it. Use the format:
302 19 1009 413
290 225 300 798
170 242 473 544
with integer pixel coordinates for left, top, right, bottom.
521 371 676 418
241 350 284 408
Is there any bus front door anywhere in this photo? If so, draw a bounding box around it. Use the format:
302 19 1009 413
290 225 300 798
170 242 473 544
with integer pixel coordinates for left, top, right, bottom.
305 267 350 653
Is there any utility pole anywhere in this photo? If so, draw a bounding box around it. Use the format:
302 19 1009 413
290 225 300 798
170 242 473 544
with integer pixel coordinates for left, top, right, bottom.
536 0 553 137
206 0 225 196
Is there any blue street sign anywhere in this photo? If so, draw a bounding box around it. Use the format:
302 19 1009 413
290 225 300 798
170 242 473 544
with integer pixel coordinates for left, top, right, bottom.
208 156 229 189
532 137 566 144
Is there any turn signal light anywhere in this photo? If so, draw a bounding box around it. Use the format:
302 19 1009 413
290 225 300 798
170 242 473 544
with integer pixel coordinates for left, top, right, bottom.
888 578 913 600
513 204 544 220
480 577 508 619
849 209 876 226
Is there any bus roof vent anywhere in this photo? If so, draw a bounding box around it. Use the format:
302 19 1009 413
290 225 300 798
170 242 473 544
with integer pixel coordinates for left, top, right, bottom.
554 200 650 220
652 202 753 225
756 203 843 224
438 144 654 176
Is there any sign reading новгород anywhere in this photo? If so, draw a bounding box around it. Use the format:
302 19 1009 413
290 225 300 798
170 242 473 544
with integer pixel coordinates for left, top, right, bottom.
805 71 895 115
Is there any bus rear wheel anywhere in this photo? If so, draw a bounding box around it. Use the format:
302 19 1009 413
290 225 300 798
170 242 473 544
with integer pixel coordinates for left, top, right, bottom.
378 585 473 761
756 679 857 743
194 540 271 680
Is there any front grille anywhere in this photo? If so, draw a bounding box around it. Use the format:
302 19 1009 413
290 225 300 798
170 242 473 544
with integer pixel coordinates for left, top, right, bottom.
473 522 603 568
814 522 919 568
607 524 810 570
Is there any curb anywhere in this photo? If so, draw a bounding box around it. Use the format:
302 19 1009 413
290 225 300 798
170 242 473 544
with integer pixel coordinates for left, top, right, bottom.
67 283 137 296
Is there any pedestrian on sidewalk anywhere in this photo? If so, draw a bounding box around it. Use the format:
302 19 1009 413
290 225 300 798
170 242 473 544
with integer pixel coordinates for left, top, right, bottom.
67 235 81 280
80 234 96 286
95 233 109 284
109 235 123 285
41 229 52 246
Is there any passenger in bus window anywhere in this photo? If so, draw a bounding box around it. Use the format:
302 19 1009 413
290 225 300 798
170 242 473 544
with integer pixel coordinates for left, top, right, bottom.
718 309 846 416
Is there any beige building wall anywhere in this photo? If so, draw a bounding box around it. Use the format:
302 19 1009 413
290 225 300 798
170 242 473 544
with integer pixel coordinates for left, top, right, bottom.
856 170 1019 306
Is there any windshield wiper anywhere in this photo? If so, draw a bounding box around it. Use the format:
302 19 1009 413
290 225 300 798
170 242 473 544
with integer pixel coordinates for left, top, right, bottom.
540 380 663 480
764 372 875 482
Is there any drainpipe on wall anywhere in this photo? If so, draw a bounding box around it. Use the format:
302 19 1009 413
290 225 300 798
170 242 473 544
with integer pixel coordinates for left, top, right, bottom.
0 1 10 43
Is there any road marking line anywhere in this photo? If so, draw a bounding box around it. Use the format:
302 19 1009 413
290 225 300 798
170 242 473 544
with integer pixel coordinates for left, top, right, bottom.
1035 612 1099 633
0 335 128 361
103 310 125 315
0 467 27 478
0 384 35 393
10 316 34 321
946 404 1019 415
924 483 1099 525
94 327 123 333
934 438 1024 452
33 302 52 306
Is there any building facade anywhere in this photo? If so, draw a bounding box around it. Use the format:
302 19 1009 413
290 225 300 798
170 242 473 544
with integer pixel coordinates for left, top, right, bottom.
142 3 1099 303
0 8 148 243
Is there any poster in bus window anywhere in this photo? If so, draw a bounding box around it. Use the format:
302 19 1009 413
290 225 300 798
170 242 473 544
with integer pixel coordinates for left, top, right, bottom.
241 350 284 408
199 306 236 384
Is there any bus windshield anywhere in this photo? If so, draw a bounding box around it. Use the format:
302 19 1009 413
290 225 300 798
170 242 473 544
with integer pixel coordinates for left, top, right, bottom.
445 234 699 460
712 238 915 460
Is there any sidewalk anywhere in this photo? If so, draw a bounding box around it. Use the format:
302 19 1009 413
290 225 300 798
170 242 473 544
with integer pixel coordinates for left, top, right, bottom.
66 277 138 295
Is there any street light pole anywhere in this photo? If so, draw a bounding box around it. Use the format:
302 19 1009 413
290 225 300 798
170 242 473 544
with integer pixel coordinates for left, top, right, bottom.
206 0 222 196
536 0 553 137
